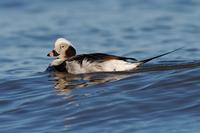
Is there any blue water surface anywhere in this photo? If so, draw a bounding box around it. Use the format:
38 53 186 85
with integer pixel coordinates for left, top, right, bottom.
1 0 200 133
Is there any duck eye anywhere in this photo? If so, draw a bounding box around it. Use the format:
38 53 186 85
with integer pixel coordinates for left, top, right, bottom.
61 45 65 48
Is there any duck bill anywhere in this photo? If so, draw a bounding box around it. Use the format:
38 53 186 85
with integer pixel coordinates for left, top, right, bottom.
47 51 54 57
47 50 59 57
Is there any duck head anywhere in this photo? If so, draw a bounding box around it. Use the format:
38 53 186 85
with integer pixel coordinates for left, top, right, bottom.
47 38 76 60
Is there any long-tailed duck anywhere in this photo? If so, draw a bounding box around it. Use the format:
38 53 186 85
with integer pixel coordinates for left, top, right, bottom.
47 38 180 74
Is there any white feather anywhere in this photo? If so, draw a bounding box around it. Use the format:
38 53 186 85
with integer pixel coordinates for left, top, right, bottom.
50 59 64 66
101 60 141 71
65 59 141 74
55 38 73 47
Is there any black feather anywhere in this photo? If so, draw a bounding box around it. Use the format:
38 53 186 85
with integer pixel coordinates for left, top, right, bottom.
67 53 137 65
139 48 183 64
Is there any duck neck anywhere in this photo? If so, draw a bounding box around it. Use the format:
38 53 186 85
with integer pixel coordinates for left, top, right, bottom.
50 58 66 66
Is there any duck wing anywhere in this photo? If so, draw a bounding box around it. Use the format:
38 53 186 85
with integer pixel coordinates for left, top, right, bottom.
67 53 137 64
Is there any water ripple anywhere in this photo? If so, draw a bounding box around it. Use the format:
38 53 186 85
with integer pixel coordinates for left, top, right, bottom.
1 0 200 132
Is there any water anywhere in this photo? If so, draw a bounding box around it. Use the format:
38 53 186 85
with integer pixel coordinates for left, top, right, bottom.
1 0 200 132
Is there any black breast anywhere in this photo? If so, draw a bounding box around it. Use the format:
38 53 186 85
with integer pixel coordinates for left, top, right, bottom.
46 61 67 72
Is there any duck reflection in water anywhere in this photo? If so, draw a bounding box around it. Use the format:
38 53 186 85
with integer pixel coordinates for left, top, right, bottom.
49 71 130 93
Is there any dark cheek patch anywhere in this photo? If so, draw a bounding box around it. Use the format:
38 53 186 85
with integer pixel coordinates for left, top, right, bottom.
65 46 76 58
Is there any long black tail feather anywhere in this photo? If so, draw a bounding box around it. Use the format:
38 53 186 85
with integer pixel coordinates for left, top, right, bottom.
139 47 183 64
